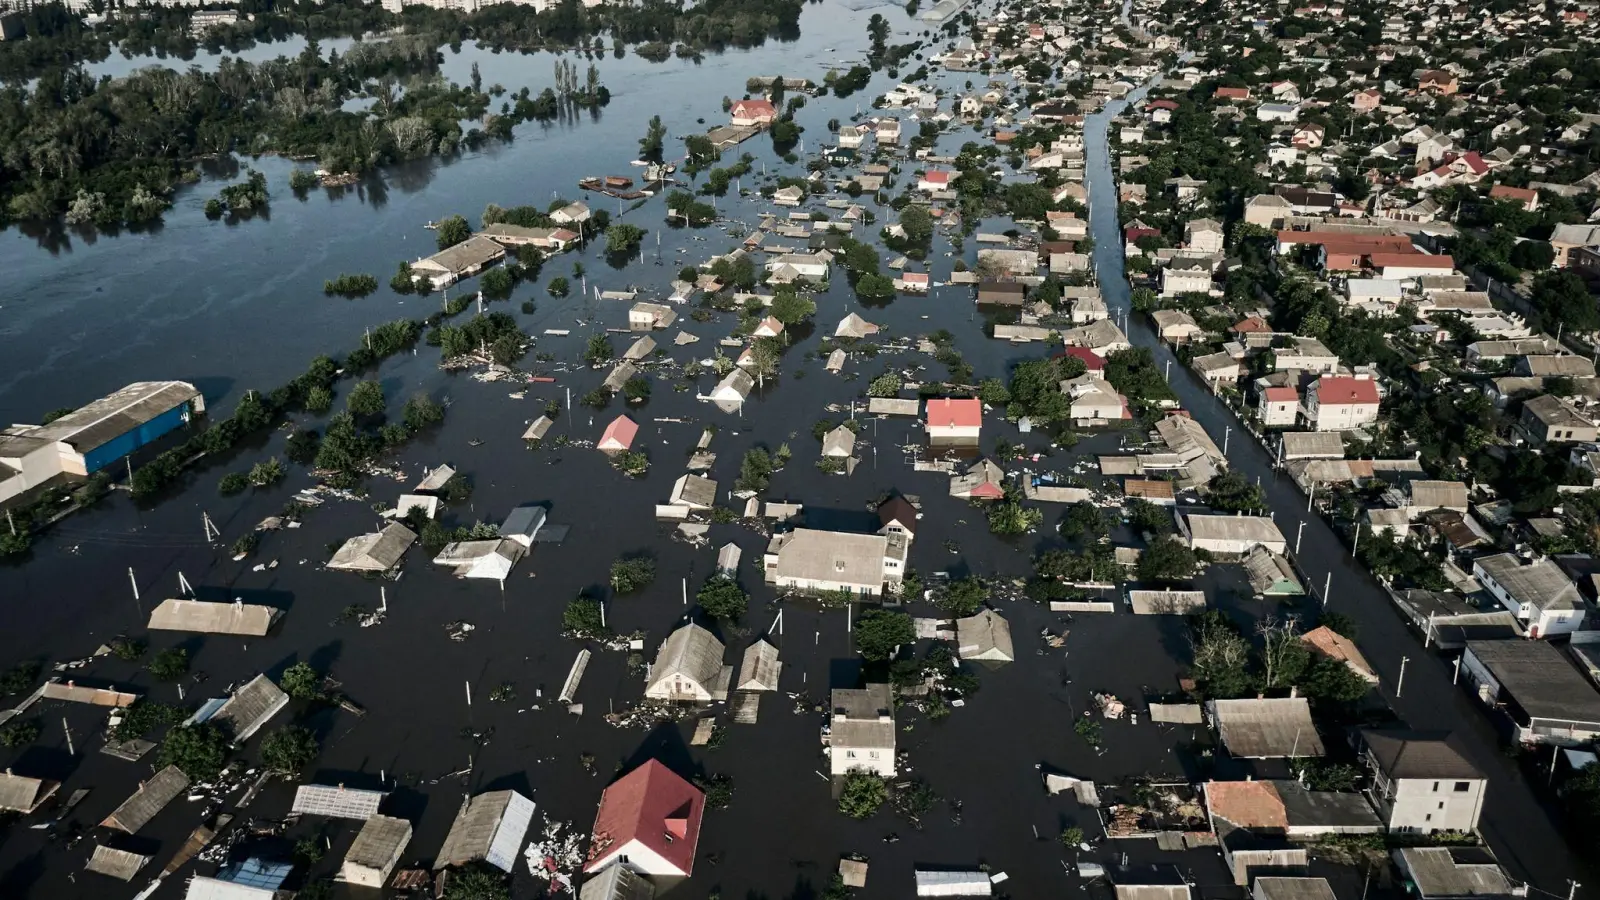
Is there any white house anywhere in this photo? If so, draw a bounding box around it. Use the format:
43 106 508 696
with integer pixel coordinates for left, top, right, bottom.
764 528 909 597
827 684 896 777
1303 376 1380 431
918 169 955 192
644 623 731 702
1472 553 1586 638
1257 387 1299 427
925 398 982 441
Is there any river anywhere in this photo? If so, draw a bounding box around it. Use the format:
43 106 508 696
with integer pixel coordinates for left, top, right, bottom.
1081 60 1585 893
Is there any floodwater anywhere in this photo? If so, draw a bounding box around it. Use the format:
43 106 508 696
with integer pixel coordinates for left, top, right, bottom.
0 0 1584 898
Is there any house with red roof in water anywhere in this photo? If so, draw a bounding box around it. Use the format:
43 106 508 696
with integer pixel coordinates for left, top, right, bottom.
584 759 705 878
925 398 982 441
597 415 639 454
917 169 954 193
729 98 776 126
1303 376 1380 431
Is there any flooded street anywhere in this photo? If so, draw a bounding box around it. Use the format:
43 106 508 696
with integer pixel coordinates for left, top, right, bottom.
0 0 1585 896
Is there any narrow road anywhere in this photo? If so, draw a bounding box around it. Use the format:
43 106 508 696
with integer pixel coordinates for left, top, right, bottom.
1079 78 1584 893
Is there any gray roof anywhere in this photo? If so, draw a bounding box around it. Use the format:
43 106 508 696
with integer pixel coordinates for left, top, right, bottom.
1273 781 1383 829
831 684 895 752
1185 514 1286 547
344 814 413 872
1523 394 1593 430
1465 640 1600 726
292 784 388 819
646 623 727 696
1409 480 1468 510
956 609 1015 661
1474 553 1581 611
602 361 638 393
501 505 547 542
28 381 200 453
581 863 656 900
434 790 533 870
670 474 718 507
822 425 857 457
0 771 57 812
1280 431 1345 460
417 235 505 275
328 523 417 571
623 336 657 361
211 674 289 742
737 639 782 691
1207 697 1325 758
416 465 457 491
1396 847 1515 899
1361 729 1482 780
1255 878 1338 900
102 765 190 833
86 845 151 881
147 598 281 636
770 528 892 588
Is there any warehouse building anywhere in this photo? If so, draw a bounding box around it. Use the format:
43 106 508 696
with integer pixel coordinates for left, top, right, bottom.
0 381 204 504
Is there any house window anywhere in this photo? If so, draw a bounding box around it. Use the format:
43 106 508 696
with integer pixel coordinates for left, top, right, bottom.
1438 802 1445 810
846 751 857 758
1432 781 1440 791
1454 782 1472 792
886 561 899 569
1425 814 1433 822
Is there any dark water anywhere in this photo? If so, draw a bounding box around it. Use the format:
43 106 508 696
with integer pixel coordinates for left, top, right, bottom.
0 2 1582 899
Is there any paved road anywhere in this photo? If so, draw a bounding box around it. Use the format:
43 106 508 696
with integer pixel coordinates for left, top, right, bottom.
1079 77 1585 895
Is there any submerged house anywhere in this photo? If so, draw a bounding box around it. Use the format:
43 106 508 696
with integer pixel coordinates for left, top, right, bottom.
0 770 59 814
584 759 706 878
827 683 896 777
644 623 732 703
338 815 413 888
956 609 1014 663
191 673 289 743
327 523 417 573
765 528 909 597
433 539 527 581
102 765 190 833
147 598 282 636
434 790 536 873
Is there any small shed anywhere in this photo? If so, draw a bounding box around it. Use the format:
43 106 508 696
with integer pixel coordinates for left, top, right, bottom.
623 335 657 361
1129 590 1207 615
737 639 782 691
501 506 548 548
85 845 151 881
102 765 190 833
826 349 847 373
670 474 718 510
523 416 554 441
839 859 869 888
292 784 388 820
867 397 920 416
836 313 881 339
394 494 440 519
339 814 413 888
415 465 457 492
955 609 1015 663
434 790 536 873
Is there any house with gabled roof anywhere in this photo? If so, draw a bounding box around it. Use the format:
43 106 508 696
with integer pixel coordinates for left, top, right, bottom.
584 759 705 877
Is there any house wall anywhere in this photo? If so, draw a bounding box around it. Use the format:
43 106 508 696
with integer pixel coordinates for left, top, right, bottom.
1307 399 1379 431
0 440 74 503
1383 777 1486 833
1260 400 1297 427
645 674 713 703
588 840 682 878
81 402 192 474
1161 270 1213 296
774 573 882 597
928 425 982 440
831 745 895 777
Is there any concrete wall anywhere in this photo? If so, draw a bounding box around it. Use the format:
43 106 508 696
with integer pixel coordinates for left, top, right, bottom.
1384 777 1485 833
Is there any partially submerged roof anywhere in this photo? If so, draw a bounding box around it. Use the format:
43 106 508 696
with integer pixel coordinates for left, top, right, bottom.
344 814 413 873
1207 697 1324 758
434 790 536 872
86 845 152 881
28 381 200 453
148 598 281 636
208 673 289 742
1300 626 1377 682
585 759 705 876
328 523 417 571
581 863 657 900
0 771 58 813
415 464 456 492
737 639 782 691
647 623 728 696
956 609 1014 662
1255 878 1338 900
102 765 190 833
292 784 388 819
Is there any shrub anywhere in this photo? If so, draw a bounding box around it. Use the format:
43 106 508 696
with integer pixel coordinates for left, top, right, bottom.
148 648 189 681
838 771 887 818
610 556 656 593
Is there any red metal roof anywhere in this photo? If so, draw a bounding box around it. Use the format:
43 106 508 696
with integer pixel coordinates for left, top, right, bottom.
926 398 983 429
598 415 639 450
1263 386 1299 402
731 99 775 117
1314 376 1379 406
584 760 704 876
1231 315 1271 333
1062 346 1106 370
921 170 952 185
1490 184 1537 203
1369 253 1452 269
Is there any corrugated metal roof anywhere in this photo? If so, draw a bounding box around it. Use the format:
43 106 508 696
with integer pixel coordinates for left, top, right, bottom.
29 381 199 453
328 523 417 571
85 845 151 881
956 609 1014 661
646 624 727 698
211 674 288 742
0 772 55 812
737 640 782 691
344 814 413 871
292 784 388 819
434 790 533 871
1207 698 1324 758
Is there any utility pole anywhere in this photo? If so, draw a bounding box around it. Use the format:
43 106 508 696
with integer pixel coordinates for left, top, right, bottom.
63 718 74 756
1352 523 1361 558
1322 571 1331 607
1396 655 1410 698
1296 521 1306 555
1453 654 1461 685
1223 425 1231 456
1568 880 1580 900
